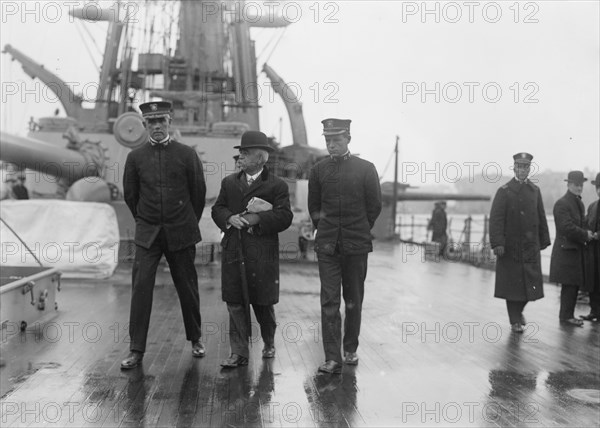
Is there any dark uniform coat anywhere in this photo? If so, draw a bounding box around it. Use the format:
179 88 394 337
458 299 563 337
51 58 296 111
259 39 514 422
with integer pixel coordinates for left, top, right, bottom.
489 178 550 301
212 167 292 305
124 140 206 250
308 154 382 255
549 191 590 289
428 206 448 244
585 199 599 292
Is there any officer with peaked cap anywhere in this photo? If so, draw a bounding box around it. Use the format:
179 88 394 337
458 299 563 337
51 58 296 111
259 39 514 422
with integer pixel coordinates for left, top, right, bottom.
308 118 382 373
121 101 207 368
489 152 551 333
550 171 595 326
581 172 600 321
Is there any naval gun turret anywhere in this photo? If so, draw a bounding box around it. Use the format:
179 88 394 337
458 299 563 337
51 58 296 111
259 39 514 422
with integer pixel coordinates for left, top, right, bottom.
0 129 114 202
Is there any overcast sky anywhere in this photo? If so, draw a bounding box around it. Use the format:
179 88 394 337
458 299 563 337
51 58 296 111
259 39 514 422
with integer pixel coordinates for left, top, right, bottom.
1 1 598 185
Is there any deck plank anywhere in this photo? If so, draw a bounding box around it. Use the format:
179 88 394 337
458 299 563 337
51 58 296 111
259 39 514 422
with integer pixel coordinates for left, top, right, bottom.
1 241 599 427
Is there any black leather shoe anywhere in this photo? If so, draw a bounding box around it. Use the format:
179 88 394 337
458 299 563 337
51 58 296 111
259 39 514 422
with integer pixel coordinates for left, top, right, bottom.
580 313 600 321
120 351 143 369
560 318 584 327
262 346 275 359
520 314 527 326
220 354 248 368
344 352 359 365
318 360 342 374
511 323 524 333
192 341 205 358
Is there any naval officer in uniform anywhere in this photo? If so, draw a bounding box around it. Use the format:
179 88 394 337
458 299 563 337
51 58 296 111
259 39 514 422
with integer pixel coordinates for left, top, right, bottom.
489 152 551 333
121 101 207 369
308 118 382 373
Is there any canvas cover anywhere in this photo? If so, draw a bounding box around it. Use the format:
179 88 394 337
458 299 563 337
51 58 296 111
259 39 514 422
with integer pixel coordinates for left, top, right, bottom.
0 200 119 278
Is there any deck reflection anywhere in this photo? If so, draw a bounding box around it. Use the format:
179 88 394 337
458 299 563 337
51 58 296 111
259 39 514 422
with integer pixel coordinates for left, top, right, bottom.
1 241 599 427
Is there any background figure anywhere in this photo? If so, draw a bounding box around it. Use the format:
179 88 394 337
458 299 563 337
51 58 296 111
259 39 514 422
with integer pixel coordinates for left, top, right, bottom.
121 101 207 369
489 152 550 333
428 200 447 255
212 131 292 368
11 174 29 200
308 118 382 374
582 173 600 321
550 171 595 327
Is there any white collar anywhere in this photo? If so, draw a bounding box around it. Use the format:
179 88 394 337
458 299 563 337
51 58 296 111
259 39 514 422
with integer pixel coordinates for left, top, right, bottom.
245 169 263 182
149 135 170 146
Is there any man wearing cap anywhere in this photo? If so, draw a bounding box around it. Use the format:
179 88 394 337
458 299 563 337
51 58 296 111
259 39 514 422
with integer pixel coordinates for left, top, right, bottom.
121 101 207 369
489 152 551 333
550 171 595 327
308 118 382 373
212 131 292 368
428 201 448 256
582 173 600 321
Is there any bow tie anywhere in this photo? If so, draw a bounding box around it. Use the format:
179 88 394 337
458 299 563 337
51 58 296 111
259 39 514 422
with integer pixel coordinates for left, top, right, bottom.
247 178 254 185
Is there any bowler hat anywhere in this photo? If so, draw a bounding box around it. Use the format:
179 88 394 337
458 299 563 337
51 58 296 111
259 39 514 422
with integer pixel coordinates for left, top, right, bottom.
322 118 351 136
564 170 587 185
513 152 533 164
591 172 600 186
234 131 274 152
139 101 172 119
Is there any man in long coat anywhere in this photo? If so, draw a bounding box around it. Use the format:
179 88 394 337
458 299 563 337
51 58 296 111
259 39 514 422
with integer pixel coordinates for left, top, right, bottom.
489 152 550 333
121 101 206 369
428 201 448 255
212 131 292 368
308 118 382 374
581 172 600 321
550 171 595 326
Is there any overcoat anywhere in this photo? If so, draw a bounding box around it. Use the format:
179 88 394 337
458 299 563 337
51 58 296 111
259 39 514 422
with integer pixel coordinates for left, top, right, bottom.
308 154 382 255
489 178 550 301
212 167 292 305
585 199 599 292
549 191 590 289
428 206 447 244
123 140 206 251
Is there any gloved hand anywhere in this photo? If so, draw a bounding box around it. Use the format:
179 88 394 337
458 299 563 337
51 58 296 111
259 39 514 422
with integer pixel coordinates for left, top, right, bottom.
493 246 505 257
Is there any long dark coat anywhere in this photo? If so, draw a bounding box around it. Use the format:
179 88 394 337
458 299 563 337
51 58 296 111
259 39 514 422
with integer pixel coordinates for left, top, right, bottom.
212 167 293 305
123 140 206 250
549 191 590 289
585 199 599 292
308 154 382 255
489 178 550 301
428 206 448 244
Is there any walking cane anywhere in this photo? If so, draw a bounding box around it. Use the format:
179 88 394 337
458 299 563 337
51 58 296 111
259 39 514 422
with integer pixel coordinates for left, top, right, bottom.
237 229 252 341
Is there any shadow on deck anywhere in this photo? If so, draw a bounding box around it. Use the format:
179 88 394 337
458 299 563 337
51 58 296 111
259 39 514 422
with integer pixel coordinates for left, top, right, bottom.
1 241 599 427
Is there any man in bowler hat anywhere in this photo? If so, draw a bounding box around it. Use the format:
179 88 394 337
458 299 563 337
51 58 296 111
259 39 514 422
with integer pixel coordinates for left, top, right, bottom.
212 131 292 368
308 118 382 373
550 171 596 326
489 152 551 333
121 101 207 369
581 172 600 321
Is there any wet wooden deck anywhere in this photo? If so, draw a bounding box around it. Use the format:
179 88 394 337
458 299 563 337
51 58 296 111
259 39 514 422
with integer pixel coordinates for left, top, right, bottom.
1 241 599 427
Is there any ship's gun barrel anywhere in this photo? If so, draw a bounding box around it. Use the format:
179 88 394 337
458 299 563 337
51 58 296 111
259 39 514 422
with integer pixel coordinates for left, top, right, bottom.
0 132 98 183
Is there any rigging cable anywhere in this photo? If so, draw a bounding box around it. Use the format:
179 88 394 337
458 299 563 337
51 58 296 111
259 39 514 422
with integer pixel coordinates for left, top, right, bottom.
256 28 278 61
73 20 100 73
379 147 396 180
79 20 104 57
263 27 288 64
